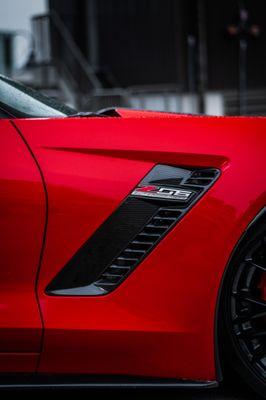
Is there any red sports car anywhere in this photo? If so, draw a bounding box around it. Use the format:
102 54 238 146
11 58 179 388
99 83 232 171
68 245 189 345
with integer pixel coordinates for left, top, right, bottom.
0 75 265 396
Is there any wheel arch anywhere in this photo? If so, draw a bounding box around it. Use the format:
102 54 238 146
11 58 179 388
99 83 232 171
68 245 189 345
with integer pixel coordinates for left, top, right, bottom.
215 206 266 382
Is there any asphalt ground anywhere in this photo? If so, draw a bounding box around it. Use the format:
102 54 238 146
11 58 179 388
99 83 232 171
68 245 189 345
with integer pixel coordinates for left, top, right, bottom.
1 382 261 399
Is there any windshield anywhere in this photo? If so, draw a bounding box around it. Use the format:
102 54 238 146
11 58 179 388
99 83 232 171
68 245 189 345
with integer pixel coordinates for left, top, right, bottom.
0 75 76 118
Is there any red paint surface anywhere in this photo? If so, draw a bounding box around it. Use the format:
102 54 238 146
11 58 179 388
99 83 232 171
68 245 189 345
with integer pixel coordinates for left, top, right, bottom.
2 111 265 380
0 120 45 371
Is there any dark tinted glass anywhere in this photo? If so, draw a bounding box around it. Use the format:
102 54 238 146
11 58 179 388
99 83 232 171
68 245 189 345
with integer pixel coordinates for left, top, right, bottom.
0 75 76 118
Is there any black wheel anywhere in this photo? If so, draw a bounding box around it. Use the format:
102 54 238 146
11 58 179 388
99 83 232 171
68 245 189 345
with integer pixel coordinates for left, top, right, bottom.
220 213 266 399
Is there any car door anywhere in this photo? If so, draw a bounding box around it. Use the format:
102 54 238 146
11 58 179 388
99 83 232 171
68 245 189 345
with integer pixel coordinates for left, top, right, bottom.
0 119 45 372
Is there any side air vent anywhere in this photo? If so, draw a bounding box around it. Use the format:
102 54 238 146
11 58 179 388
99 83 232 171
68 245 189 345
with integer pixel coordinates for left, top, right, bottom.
93 207 182 291
184 169 219 186
47 165 220 296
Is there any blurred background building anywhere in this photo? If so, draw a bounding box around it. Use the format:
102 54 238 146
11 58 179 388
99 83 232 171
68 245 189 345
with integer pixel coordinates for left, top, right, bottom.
1 0 266 115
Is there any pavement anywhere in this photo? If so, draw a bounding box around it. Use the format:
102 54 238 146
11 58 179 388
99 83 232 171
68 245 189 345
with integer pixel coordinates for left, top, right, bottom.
4 384 260 399
74 385 260 399
0 376 262 399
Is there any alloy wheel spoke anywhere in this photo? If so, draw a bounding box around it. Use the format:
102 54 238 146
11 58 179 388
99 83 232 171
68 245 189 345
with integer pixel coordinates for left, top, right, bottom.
252 345 266 364
246 259 266 272
231 232 266 380
249 329 266 339
239 294 266 319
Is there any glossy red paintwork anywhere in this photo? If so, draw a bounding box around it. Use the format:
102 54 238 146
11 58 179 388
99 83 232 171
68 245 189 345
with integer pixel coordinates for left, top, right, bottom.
11 112 265 382
0 120 45 371
1 111 265 381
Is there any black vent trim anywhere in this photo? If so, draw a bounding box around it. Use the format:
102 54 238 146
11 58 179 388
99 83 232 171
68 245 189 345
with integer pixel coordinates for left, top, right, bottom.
93 207 182 292
47 165 220 296
183 169 219 186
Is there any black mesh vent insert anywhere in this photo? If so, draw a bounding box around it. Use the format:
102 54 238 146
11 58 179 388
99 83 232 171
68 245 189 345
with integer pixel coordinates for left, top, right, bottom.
46 198 159 294
94 207 182 291
47 165 220 296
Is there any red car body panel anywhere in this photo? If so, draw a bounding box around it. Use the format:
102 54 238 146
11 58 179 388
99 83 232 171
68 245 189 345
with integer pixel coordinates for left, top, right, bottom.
0 120 45 372
8 112 265 381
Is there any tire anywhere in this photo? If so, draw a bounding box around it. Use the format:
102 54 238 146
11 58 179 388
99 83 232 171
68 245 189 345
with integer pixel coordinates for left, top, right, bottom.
220 211 266 399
